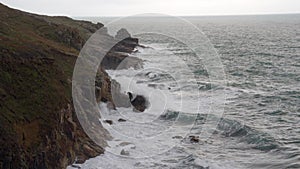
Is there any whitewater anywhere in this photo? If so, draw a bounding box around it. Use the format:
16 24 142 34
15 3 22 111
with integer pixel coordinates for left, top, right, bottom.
69 15 300 169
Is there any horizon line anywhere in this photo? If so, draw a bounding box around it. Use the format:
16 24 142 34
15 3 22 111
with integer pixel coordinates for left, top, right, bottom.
2 3 299 18
73 12 300 18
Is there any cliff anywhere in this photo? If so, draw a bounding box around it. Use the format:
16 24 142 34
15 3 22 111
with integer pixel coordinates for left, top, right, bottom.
0 3 138 169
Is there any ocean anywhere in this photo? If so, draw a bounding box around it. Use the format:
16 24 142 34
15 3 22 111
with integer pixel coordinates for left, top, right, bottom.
69 14 300 169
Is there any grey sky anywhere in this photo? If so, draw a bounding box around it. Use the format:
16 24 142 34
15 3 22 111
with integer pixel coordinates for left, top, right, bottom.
1 0 300 16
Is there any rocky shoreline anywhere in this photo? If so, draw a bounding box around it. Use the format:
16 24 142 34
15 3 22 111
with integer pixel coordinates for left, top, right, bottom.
0 3 139 169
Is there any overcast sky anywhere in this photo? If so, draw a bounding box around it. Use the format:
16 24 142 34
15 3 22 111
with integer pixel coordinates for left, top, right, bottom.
1 0 300 16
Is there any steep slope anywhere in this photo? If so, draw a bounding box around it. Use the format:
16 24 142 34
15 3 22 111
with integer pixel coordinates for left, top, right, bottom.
0 3 138 169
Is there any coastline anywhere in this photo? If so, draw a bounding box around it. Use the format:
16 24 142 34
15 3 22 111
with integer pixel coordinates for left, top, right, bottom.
0 3 139 168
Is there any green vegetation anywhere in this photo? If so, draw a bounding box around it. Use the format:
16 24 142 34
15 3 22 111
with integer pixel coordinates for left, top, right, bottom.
0 3 104 168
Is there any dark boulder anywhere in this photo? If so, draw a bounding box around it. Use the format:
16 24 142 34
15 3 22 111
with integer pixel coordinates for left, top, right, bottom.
118 118 127 122
189 136 200 143
103 120 113 125
127 92 147 112
120 149 130 156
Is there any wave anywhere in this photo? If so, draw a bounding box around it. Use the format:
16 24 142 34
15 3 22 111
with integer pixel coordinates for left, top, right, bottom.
159 111 280 152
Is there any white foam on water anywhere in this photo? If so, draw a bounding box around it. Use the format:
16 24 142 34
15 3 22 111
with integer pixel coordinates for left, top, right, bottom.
68 43 239 169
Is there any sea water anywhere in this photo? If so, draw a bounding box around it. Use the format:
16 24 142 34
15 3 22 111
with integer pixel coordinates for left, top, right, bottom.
68 14 300 169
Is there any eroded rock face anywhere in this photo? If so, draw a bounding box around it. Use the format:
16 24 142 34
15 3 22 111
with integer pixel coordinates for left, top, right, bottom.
95 68 116 106
0 2 141 168
0 3 138 169
93 28 141 109
100 37 140 70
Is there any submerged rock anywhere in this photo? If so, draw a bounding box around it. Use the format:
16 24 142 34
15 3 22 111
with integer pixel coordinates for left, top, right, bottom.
159 111 179 121
189 136 200 143
120 149 130 156
172 136 183 139
118 118 127 122
119 142 131 146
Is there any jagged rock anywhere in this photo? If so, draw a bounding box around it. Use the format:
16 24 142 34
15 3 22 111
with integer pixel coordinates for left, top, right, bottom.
118 118 127 122
127 92 148 112
189 136 200 143
100 38 139 69
104 120 113 125
115 28 131 40
74 156 86 164
111 79 131 108
120 149 130 156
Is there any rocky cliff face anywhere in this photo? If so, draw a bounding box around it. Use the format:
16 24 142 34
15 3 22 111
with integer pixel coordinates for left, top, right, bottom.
0 3 138 169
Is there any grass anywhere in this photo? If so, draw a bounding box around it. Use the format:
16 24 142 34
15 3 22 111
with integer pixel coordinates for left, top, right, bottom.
0 3 105 168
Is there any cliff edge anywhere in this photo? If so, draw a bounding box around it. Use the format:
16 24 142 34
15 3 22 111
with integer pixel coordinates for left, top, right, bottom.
0 3 138 169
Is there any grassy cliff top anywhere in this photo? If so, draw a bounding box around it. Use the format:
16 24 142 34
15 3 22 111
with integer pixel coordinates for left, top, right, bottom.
0 2 104 124
0 3 106 168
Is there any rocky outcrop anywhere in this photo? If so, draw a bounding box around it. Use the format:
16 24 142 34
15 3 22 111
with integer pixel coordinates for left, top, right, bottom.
127 92 148 112
115 28 131 40
0 3 138 169
94 29 142 109
100 37 140 70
